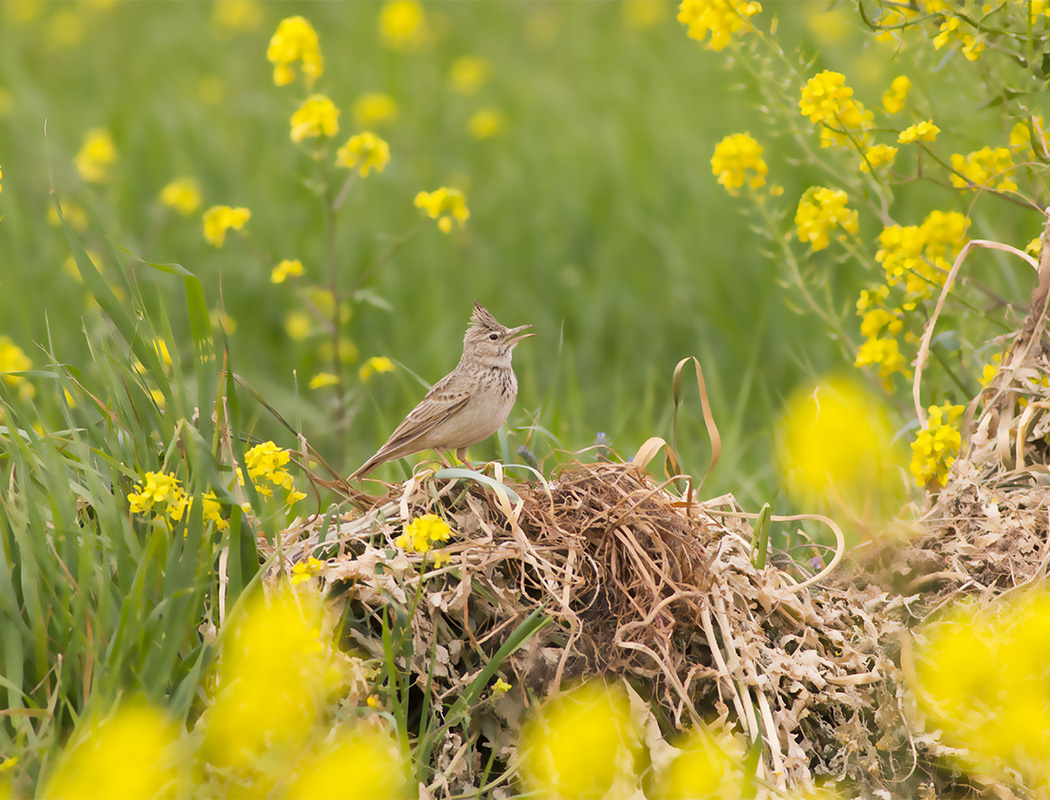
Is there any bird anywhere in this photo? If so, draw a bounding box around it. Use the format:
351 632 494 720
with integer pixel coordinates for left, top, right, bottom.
349 301 534 481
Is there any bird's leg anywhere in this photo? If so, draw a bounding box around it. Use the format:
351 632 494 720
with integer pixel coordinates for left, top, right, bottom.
455 446 471 469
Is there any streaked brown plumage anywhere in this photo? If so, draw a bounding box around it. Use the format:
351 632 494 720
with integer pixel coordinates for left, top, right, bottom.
349 302 533 481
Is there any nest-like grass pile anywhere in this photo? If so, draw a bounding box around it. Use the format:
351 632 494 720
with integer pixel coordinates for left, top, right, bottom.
268 462 923 797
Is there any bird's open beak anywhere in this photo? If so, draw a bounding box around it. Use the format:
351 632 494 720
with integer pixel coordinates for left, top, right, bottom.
506 324 535 344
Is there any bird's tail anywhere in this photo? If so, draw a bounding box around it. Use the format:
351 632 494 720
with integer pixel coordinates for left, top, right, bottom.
348 453 383 482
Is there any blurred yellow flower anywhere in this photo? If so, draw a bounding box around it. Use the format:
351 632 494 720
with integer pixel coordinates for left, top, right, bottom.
43 705 183 799
395 513 452 554
359 356 395 382
449 56 493 95
290 557 324 585
1010 115 1046 159
74 128 117 183
910 402 964 487
933 15 984 60
710 131 768 195
650 729 743 799
794 186 858 251
859 143 898 173
353 93 398 127
267 15 324 87
317 336 358 366
623 0 670 29
854 336 909 388
378 0 430 52
468 108 507 139
0 336 33 401
881 75 911 114
0 164 3 197
335 131 390 176
285 312 313 341
950 146 1017 192
308 372 339 389
48 199 88 232
521 682 642 798
210 309 237 335
290 94 340 143
285 727 409 799
415 186 469 233
271 258 304 284
202 205 251 247
212 0 262 35
0 88 11 117
677 0 762 50
897 120 939 144
159 177 202 216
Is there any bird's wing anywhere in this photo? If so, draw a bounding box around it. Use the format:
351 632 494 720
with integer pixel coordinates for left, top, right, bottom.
372 372 472 456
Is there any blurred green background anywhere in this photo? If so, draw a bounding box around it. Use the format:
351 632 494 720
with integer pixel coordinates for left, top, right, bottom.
1 1 1039 507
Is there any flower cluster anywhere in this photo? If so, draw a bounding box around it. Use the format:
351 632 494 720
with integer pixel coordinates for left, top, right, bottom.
243 441 307 504
291 557 324 585
202 205 251 248
266 15 323 87
335 131 390 176
710 132 768 195
415 187 469 233
799 70 872 149
676 0 762 51
395 513 452 555
860 143 898 173
378 0 430 52
353 93 399 127
271 258 303 284
159 177 202 216
75 128 117 183
290 94 340 143
910 402 964 487
449 56 493 95
950 146 1017 192
359 356 395 383
881 75 911 114
127 471 228 531
931 14 984 61
898 120 939 144
876 210 969 297
0 335 33 402
794 186 858 251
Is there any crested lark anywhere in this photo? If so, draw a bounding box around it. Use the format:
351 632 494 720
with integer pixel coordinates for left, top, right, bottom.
349 302 534 481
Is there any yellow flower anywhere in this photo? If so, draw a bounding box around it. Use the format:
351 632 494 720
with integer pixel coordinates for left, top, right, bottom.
415 187 469 233
0 335 33 401
159 177 202 216
359 356 395 383
378 0 430 52
1010 116 1046 159
950 146 1017 193
285 728 409 799
449 56 493 95
799 70 852 124
710 132 768 195
395 513 453 554
910 402 964 487
285 312 313 341
335 132 391 176
860 143 898 173
468 108 507 139
48 199 87 232
0 163 3 197
794 186 858 251
212 0 262 36
271 258 304 284
290 557 324 585
676 0 762 50
202 205 251 247
623 0 671 29
932 15 984 60
267 16 324 87
979 352 1003 388
493 677 512 693
290 94 340 143
308 372 339 389
353 93 399 127
245 441 306 505
74 128 117 183
881 75 911 114
127 470 189 522
898 120 940 144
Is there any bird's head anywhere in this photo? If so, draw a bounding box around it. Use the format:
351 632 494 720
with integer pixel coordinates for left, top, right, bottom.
462 301 533 366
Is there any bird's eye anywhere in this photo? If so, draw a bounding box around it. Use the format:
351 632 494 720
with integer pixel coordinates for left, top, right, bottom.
489 333 499 341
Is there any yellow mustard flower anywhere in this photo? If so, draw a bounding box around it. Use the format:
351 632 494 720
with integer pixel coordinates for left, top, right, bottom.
910 402 964 487
468 108 507 139
0 335 33 401
875 211 967 298
290 94 340 143
710 132 768 195
290 557 324 585
244 441 307 504
285 312 313 341
48 199 88 232
1010 115 1046 159
932 15 984 60
818 98 873 149
378 0 430 52
799 70 853 124
1026 0 1050 22
449 56 493 95
359 356 395 383
335 132 390 176
794 186 858 251
676 0 762 51
159 177 202 216
898 120 939 144
493 677 512 693
950 146 1017 192
860 143 898 173
271 258 304 284
855 283 890 314
979 352 1003 388
285 728 409 799
308 372 339 389
127 470 189 521
182 491 229 532
212 0 262 35
881 75 911 115
854 337 910 389
353 93 399 127
202 205 251 248
74 128 117 183
415 187 469 233
267 16 323 87
395 513 452 554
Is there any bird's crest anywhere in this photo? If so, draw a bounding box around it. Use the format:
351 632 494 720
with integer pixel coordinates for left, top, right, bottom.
470 301 504 332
